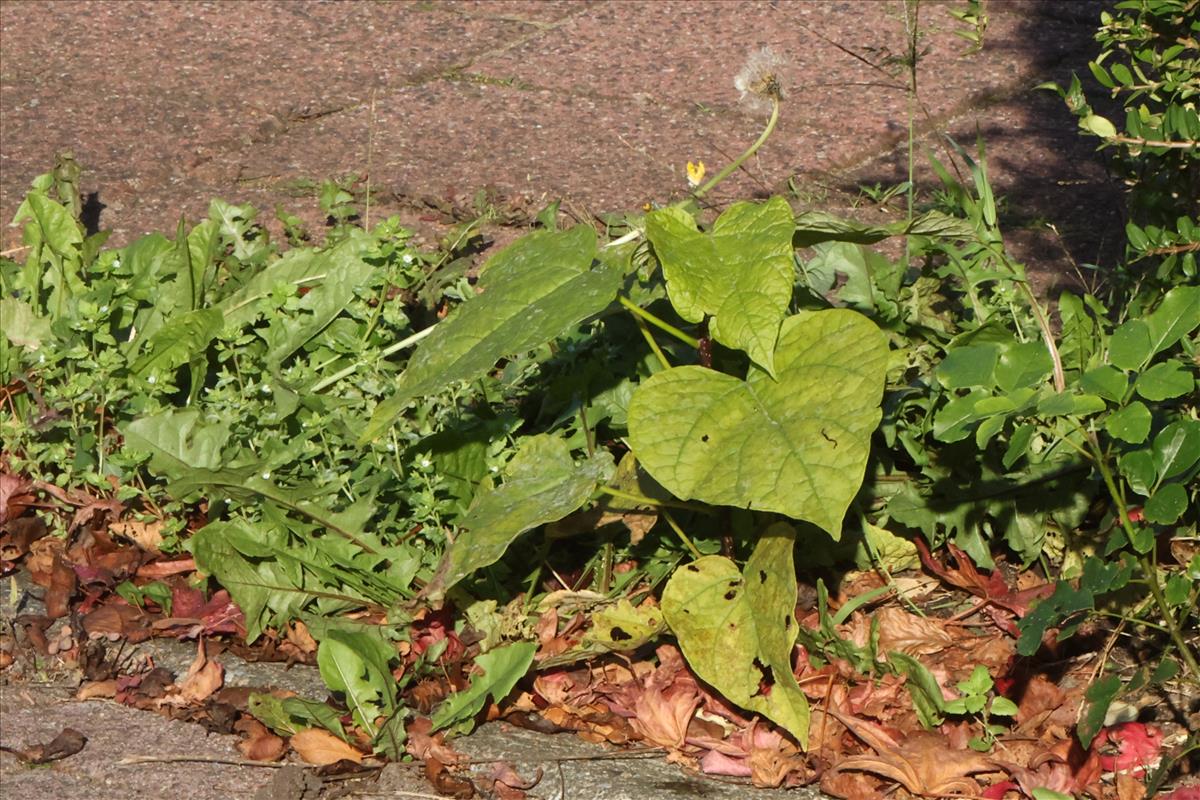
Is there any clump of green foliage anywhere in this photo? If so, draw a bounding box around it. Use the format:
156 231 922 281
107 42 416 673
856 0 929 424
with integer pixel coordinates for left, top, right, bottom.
2 0 1196 766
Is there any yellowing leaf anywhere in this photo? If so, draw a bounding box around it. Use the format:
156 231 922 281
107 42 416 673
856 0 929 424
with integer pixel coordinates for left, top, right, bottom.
290 728 365 765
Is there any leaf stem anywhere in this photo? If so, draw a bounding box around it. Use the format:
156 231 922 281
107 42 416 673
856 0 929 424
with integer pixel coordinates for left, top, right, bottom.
693 98 780 199
662 509 703 560
617 295 699 348
633 312 671 371
310 324 437 393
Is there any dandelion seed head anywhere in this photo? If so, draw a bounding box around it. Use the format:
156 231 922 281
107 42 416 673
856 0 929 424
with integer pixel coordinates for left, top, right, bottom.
734 47 787 113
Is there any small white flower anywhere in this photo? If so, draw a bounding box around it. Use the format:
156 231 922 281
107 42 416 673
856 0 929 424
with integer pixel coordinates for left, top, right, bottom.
112 258 121 269
489 465 499 473
99 305 109 313
402 253 415 264
261 471 271 480
39 353 46 363
420 458 432 468
386 443 395 452
260 384 271 394
147 375 156 384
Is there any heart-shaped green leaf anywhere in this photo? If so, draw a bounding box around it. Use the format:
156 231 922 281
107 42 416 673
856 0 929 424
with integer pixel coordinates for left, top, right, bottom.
627 310 887 537
662 523 809 747
646 197 793 375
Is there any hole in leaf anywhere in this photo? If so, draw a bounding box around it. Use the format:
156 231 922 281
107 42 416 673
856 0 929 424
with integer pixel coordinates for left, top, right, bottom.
686 564 700 573
609 626 631 641
751 658 774 697
724 588 738 600
701 434 710 443
758 570 767 584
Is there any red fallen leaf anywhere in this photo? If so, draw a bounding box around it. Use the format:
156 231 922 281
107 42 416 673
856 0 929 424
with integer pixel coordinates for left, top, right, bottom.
629 682 701 750
482 762 542 800
155 587 245 638
407 716 466 766
1093 722 1164 776
700 748 753 777
915 539 1052 617
0 727 87 764
1159 787 1200 800
983 780 1018 799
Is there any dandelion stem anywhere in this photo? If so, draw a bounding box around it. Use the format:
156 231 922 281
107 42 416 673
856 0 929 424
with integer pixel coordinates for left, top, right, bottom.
694 98 780 199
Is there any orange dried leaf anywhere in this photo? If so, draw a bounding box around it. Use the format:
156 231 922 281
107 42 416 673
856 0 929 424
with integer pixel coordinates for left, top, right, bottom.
290 728 365 765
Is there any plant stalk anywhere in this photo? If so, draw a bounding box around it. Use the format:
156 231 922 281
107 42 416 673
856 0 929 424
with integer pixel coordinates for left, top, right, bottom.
693 99 780 199
618 295 700 348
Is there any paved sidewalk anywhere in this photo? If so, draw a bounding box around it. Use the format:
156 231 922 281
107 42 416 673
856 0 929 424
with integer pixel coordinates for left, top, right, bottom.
2 1 1113 274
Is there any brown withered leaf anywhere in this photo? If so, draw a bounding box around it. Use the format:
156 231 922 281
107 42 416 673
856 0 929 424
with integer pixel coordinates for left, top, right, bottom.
0 515 47 562
426 756 475 799
77 680 118 700
829 710 997 797
290 728 365 766
45 552 77 619
158 640 224 707
82 602 151 642
108 519 164 553
0 473 35 525
235 717 287 762
873 607 954 656
629 684 700 750
0 727 87 764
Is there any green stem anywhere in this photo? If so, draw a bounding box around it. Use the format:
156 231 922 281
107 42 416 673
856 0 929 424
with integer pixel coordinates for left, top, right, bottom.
633 313 671 371
310 324 437 393
597 485 714 514
1089 435 1200 680
662 509 703 560
618 296 699 348
694 99 780 199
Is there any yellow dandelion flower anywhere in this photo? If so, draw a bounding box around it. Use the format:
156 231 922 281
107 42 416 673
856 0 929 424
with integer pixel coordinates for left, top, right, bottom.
686 160 706 187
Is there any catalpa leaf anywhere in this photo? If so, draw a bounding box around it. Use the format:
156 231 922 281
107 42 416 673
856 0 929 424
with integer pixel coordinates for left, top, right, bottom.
362 225 613 441
627 310 887 537
646 197 793 375
424 434 614 601
662 523 810 747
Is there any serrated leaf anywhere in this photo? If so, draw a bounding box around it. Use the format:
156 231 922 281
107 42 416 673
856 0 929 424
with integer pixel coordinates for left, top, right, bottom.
362 225 612 440
628 310 886 536
854 522 919 572
431 641 537 734
646 197 793 375
425 435 613 599
314 625 398 731
662 523 810 747
583 599 665 652
130 307 223 377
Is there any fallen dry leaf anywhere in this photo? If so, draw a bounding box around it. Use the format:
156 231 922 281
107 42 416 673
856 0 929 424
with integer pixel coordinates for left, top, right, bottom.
290 728 365 766
235 717 287 762
0 727 87 764
873 607 954 656
77 680 118 700
426 756 475 799
44 552 77 619
108 519 164 553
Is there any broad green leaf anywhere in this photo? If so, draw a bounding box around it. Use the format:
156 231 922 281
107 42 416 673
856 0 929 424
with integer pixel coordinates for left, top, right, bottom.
791 210 975 248
937 345 998 389
130 308 223 377
995 341 1053 392
14 190 84 260
1119 449 1157 496
0 298 52 349
1105 401 1152 444
122 410 230 477
662 523 810 747
1036 391 1107 417
933 389 993 443
363 225 612 440
314 626 398 731
1081 365 1128 403
807 242 902 317
1109 319 1153 370
1003 423 1035 469
1144 483 1187 525
431 641 537 734
1134 360 1194 401
190 519 306 641
1143 286 1200 356
628 310 887 537
646 197 793 375
425 434 613 599
1153 420 1200 480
